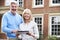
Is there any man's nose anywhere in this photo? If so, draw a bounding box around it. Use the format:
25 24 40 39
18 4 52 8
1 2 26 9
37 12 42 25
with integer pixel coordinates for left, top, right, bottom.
13 6 16 9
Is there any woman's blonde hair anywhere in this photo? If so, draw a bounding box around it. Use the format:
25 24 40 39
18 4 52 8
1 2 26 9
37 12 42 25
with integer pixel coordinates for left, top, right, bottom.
22 8 33 22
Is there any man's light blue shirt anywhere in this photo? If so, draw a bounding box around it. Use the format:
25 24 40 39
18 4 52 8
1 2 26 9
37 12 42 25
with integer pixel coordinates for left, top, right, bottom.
2 11 23 38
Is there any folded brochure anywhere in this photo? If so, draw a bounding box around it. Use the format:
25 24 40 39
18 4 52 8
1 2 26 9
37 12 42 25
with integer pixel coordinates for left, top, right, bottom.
17 31 29 34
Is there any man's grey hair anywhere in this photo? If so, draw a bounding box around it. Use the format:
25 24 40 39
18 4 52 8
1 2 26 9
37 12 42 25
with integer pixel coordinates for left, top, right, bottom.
10 1 17 5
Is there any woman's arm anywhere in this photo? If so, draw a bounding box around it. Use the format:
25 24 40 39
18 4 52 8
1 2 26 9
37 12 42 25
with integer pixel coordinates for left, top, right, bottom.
26 23 39 39
33 23 39 39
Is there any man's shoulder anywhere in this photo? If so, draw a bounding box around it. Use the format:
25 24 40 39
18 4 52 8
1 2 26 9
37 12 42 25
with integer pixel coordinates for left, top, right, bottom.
16 13 22 18
2 11 10 19
3 11 10 16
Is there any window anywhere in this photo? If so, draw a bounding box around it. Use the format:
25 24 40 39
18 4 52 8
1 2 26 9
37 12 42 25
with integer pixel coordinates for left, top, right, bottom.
49 16 60 37
34 16 43 35
15 0 24 7
5 0 11 6
32 0 44 8
49 0 60 6
5 0 24 7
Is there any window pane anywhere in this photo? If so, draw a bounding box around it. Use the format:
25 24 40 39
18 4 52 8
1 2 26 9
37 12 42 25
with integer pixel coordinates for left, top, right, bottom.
34 17 43 35
15 0 17 1
52 29 54 31
19 0 22 1
52 32 54 35
58 32 60 35
58 25 60 29
35 0 43 5
53 0 60 3
52 25 55 28
52 17 55 24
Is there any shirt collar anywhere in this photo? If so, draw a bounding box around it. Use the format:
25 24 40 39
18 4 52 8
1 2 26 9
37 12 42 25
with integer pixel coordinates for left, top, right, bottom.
9 11 17 16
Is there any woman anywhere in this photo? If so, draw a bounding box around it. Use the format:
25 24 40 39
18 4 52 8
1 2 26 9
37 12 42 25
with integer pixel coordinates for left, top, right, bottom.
18 9 39 40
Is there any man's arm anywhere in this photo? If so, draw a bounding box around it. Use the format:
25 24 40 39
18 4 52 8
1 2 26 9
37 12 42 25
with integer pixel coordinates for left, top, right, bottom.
19 15 23 23
18 15 23 26
2 14 12 33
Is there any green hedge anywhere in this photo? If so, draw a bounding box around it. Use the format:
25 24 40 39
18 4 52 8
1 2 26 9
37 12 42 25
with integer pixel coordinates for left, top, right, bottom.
37 33 43 40
48 35 60 40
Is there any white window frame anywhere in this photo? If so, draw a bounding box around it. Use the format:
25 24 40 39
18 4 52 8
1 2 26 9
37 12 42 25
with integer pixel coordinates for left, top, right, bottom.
49 0 60 7
33 14 44 35
32 0 44 8
49 16 60 37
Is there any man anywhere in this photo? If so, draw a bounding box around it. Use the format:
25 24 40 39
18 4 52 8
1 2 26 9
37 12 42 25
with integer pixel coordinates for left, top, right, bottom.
2 1 23 40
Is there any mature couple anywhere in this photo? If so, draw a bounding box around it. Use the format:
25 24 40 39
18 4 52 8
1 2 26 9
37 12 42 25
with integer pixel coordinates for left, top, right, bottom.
2 1 39 40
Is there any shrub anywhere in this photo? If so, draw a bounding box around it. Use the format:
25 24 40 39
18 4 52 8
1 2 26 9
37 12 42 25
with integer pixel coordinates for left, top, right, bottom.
48 35 57 40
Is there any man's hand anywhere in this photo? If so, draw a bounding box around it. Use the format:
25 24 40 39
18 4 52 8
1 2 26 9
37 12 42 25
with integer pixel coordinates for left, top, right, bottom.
11 30 18 33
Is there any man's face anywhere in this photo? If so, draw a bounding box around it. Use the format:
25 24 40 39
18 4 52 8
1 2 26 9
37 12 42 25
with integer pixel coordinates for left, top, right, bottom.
10 3 17 15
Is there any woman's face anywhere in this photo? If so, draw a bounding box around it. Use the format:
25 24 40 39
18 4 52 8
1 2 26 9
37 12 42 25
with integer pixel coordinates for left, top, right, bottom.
23 13 31 20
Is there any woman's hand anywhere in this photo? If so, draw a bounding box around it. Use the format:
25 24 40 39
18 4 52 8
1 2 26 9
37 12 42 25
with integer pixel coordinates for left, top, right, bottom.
26 32 35 38
26 32 31 36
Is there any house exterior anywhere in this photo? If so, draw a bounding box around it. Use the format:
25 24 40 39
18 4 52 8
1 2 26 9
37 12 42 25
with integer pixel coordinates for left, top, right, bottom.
0 0 60 40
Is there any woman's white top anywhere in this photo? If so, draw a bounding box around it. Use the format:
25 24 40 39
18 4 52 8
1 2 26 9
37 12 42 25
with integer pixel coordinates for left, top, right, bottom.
18 21 39 40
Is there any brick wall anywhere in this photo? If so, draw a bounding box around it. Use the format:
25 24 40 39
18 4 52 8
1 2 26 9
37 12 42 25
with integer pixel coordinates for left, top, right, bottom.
43 14 48 40
24 0 60 14
0 0 4 6
0 15 2 32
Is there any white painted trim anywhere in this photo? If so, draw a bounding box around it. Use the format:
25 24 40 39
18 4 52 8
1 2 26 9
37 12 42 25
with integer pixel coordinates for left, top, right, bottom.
32 0 44 8
49 16 52 36
33 14 44 34
22 0 24 7
33 14 44 16
49 0 60 7
49 13 60 16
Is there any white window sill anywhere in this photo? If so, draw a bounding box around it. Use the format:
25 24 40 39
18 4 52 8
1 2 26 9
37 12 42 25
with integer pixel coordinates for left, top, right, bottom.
50 35 60 38
32 5 44 8
49 4 60 7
